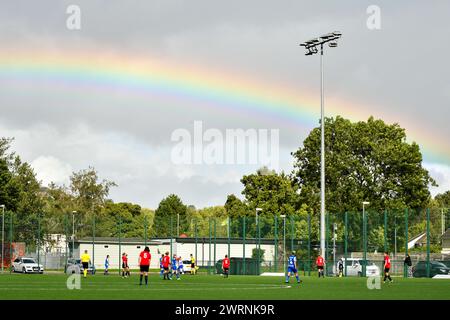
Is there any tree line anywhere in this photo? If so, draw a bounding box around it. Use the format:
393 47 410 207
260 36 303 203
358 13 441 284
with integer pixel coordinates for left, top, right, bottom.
1 116 449 252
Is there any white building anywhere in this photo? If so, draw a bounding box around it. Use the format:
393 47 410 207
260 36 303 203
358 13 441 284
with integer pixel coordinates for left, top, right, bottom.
73 237 277 270
42 234 67 254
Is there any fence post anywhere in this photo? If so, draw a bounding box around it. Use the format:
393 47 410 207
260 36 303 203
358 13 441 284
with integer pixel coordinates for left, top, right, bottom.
325 211 329 275
37 213 41 268
243 216 246 275
195 218 198 267
10 211 13 271
64 213 68 272
307 213 311 276
384 209 387 253
404 208 408 278
227 217 231 259
144 214 147 247
170 216 173 258
363 210 367 277
92 212 95 266
214 218 216 273
274 215 278 272
290 215 294 253
257 215 261 275
426 208 430 278
344 211 348 277
208 217 211 275
118 214 121 275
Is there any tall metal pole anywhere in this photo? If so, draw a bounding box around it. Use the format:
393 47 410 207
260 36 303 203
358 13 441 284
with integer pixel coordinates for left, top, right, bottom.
72 211 75 258
320 43 326 259
1 205 5 273
300 32 342 260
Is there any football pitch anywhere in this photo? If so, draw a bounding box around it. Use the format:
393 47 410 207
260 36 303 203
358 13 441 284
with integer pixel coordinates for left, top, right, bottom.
0 273 449 300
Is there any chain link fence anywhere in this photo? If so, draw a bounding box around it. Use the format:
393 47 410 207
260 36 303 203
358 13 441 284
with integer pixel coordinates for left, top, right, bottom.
1 207 449 277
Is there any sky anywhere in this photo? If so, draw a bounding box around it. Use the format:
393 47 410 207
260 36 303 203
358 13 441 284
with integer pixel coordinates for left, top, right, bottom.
1 1 449 209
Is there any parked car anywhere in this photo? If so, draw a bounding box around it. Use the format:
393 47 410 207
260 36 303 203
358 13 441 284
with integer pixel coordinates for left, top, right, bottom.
12 257 44 274
337 258 380 277
412 261 450 278
65 258 96 275
181 260 192 274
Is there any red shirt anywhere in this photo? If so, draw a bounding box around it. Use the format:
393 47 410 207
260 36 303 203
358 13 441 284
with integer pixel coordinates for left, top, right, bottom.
316 256 324 267
222 258 230 268
162 255 170 268
139 251 151 266
122 255 128 263
384 256 391 268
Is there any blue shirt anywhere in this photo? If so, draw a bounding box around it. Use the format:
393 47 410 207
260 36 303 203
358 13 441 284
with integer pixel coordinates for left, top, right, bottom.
288 255 297 268
172 258 177 268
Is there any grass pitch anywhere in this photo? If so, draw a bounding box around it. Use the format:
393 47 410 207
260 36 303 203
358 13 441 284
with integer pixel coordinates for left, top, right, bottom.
0 273 449 300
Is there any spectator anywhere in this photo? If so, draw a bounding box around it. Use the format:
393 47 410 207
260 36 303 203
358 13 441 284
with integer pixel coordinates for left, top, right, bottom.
404 254 412 278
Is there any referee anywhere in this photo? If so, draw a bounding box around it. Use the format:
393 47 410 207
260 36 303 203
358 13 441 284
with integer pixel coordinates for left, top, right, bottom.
81 250 91 278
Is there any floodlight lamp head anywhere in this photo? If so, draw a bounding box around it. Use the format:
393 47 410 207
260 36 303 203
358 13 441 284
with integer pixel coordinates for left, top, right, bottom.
332 31 342 37
320 33 333 40
329 41 338 48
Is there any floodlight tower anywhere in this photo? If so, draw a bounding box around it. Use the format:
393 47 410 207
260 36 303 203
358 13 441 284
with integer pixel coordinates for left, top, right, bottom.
300 32 342 259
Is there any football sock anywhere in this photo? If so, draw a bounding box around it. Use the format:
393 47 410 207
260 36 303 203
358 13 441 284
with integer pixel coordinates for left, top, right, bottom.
83 269 87 277
296 275 300 282
145 275 148 285
139 274 143 284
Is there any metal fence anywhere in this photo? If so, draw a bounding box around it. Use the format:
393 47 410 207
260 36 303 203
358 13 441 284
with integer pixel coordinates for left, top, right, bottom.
1 207 449 276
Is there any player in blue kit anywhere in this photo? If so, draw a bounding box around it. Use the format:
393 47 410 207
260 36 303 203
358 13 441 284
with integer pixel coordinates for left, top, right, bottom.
159 254 164 278
170 254 178 280
285 251 302 284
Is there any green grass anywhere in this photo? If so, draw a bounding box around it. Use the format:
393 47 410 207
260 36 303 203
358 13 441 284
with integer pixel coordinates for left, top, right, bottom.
0 273 449 300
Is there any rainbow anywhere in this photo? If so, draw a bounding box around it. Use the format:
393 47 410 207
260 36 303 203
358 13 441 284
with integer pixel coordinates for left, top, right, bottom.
0 48 448 164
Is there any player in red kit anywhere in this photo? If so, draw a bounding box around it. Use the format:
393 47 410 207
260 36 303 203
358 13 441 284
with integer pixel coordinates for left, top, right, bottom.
383 252 393 283
222 255 230 278
138 247 151 286
162 251 171 280
316 255 325 278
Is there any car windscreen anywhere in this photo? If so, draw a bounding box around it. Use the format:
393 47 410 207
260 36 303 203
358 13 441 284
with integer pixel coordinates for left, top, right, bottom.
22 259 36 264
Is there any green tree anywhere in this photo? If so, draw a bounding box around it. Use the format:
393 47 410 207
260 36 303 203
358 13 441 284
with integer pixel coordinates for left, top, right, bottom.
292 116 435 214
69 167 116 237
153 194 187 237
